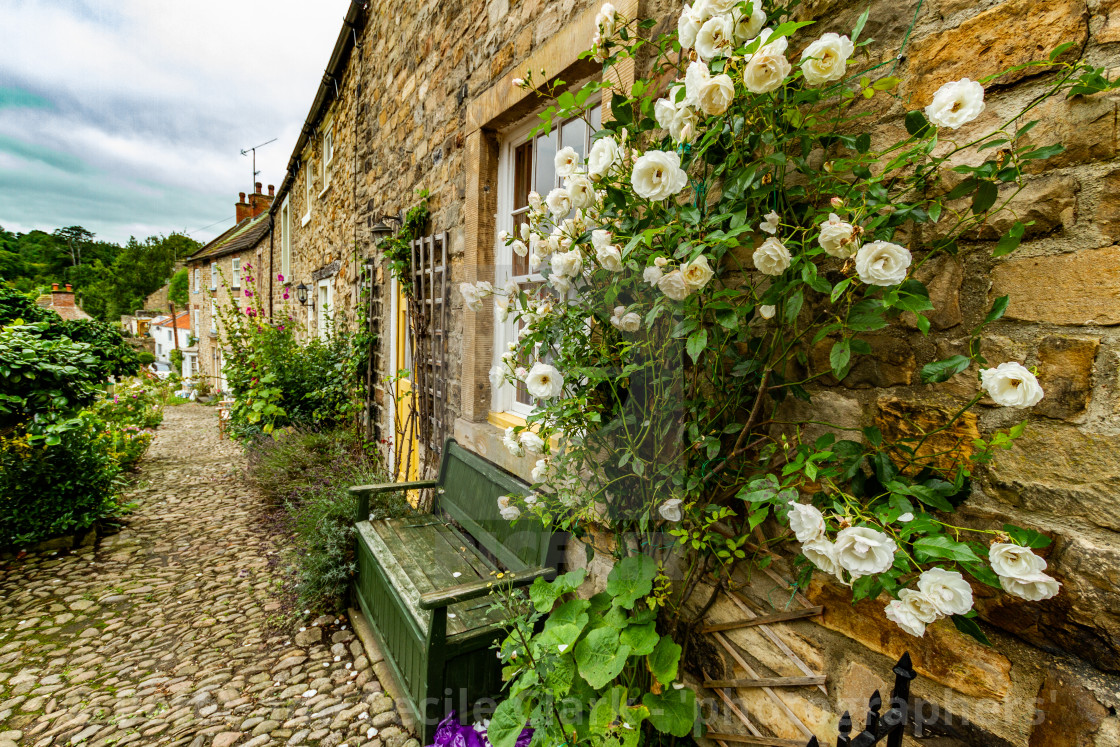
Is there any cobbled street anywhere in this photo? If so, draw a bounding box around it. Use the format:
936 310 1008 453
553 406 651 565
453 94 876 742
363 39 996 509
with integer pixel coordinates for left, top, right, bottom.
0 405 416 747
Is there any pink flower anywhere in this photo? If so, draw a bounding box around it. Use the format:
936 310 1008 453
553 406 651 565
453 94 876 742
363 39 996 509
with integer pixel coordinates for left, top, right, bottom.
244 290 253 297
277 273 285 282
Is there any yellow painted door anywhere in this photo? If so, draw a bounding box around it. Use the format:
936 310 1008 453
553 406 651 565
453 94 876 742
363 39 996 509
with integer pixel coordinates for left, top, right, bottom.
394 280 420 484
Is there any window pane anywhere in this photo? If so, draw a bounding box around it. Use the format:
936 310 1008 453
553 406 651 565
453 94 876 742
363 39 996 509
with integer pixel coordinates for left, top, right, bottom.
535 128 557 193
561 117 588 162
512 212 529 277
589 104 602 134
514 141 533 210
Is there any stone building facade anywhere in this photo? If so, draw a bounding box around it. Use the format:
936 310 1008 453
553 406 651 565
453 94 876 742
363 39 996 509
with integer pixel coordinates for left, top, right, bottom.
252 0 1120 744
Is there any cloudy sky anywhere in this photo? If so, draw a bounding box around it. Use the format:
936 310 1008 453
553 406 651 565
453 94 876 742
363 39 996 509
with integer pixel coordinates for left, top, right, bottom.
0 0 352 245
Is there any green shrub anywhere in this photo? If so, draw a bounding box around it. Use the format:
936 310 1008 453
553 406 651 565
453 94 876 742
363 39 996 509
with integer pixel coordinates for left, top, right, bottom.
0 417 123 547
136 351 155 365
106 426 153 471
246 427 407 612
94 378 163 429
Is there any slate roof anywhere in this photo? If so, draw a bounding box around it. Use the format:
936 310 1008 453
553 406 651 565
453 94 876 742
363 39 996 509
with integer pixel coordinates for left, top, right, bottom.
190 212 270 262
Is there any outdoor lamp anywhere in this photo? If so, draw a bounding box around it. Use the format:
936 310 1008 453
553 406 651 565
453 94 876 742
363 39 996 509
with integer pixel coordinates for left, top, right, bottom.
370 212 403 240
295 282 310 306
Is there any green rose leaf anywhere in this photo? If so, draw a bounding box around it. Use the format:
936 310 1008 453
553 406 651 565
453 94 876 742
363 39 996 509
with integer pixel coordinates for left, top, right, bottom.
914 535 982 564
920 355 970 384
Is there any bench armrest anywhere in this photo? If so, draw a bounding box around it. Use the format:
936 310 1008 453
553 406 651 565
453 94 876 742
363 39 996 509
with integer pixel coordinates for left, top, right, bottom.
350 480 439 522
418 567 556 610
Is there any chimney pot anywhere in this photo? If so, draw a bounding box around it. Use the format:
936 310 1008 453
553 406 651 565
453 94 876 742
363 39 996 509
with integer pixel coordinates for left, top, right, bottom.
239 192 246 201
254 181 263 194
268 184 275 196
52 283 59 291
65 284 72 292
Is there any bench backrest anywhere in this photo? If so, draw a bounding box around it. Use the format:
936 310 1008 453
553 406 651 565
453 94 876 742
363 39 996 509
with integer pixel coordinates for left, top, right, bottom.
436 439 552 571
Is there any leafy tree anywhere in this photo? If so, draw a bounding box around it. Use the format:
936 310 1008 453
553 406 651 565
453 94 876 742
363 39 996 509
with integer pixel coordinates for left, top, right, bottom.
168 268 189 352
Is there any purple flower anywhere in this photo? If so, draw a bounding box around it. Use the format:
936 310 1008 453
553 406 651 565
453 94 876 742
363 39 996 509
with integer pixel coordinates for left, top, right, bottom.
244 290 253 297
277 273 285 281
428 713 485 747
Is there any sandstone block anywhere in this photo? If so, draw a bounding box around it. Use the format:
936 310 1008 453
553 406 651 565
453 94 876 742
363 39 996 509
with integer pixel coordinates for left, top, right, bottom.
1029 666 1111 746
989 422 1120 531
903 254 963 330
874 397 979 474
1018 92 1119 172
1035 335 1099 420
990 246 1120 326
772 390 863 447
1098 168 1120 243
810 332 915 389
979 174 1078 241
905 0 1088 105
806 577 1012 699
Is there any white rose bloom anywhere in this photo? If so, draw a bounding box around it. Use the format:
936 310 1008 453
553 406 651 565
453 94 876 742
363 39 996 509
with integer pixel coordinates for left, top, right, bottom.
753 237 791 276
499 230 511 243
528 253 541 271
519 430 545 455
500 505 521 521
657 270 692 301
531 458 551 482
460 282 483 312
788 501 826 544
588 136 621 178
818 213 859 258
511 239 528 258
632 150 688 201
659 498 683 522
489 365 505 389
800 33 854 86
654 92 683 129
759 211 780 235
980 362 1044 408
527 191 543 210
684 61 710 107
546 188 572 218
475 280 494 296
654 256 669 267
565 174 596 210
1000 573 1061 601
732 5 766 43
525 362 564 399
643 265 664 285
989 543 1048 580
524 492 538 507
698 74 735 116
670 106 699 143
885 588 942 637
596 244 624 272
681 254 715 290
554 146 581 178
596 3 620 37
751 28 789 55
696 14 734 60
502 427 524 457
834 526 898 578
855 241 911 286
705 0 738 13
743 38 791 93
917 567 973 616
551 248 584 278
759 304 776 319
925 78 986 130
678 6 702 49
619 312 641 332
591 229 612 249
802 539 843 577
495 294 512 323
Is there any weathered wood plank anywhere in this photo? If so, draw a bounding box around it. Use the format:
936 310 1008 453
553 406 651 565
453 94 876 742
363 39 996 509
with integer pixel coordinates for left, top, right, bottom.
700 606 823 633
704 675 827 689
704 733 809 746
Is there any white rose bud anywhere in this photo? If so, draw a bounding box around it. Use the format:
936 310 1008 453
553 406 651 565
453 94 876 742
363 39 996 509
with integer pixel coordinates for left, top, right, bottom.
980 362 1044 408
619 312 641 332
753 237 791 276
596 244 624 272
854 241 911 286
800 33 854 87
925 78 986 130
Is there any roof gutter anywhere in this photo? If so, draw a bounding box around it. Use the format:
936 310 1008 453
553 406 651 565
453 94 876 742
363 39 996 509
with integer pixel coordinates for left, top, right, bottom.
271 0 366 212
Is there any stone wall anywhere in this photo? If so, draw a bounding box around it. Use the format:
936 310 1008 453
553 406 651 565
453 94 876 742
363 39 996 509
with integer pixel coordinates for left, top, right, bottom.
274 0 1120 743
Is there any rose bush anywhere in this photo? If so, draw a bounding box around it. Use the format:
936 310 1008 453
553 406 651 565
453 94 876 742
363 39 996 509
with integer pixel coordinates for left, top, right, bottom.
460 1 1115 743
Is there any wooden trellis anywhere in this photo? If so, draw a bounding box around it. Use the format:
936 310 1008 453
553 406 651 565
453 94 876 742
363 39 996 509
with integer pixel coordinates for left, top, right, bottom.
407 230 450 458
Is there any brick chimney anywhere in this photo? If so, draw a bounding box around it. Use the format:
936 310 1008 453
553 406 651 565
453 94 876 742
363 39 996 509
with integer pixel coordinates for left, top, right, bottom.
52 283 76 308
249 182 274 218
235 192 252 223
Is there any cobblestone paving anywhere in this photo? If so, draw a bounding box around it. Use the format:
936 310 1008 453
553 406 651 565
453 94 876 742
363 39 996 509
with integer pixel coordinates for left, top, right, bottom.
0 405 417 747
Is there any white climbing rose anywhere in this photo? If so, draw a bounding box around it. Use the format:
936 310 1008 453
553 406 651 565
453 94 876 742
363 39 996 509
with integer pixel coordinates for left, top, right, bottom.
545 188 572 218
759 304 776 319
681 254 715 290
685 62 735 116
787 502 826 544
525 362 564 399
759 211 780 235
643 265 664 285
980 362 1044 408
618 312 641 332
677 4 703 49
743 37 791 94
925 78 986 130
596 244 624 272
800 33 854 86
632 150 688 201
1000 573 1061 602
554 146 581 178
833 526 898 578
696 14 734 60
885 588 942 637
502 427 524 457
659 498 683 522
459 282 483 312
732 5 766 43
550 248 583 279
519 430 545 455
565 174 596 210
587 136 621 178
818 213 859 258
752 237 791 276
855 241 911 286
657 270 692 301
801 539 843 578
917 567 974 616
989 542 1048 580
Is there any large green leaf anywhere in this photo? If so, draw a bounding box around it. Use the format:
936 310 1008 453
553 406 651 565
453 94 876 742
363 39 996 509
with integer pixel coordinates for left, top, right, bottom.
920 355 970 384
647 636 681 686
620 622 659 656
575 627 631 689
529 569 586 613
914 535 982 564
605 555 658 609
545 599 590 634
487 697 530 747
642 688 697 737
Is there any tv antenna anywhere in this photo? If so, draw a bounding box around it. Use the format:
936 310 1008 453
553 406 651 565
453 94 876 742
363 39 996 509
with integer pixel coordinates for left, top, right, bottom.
240 138 278 191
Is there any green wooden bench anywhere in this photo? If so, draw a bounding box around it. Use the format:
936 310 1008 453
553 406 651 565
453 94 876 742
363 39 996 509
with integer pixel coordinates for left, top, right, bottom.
349 439 559 742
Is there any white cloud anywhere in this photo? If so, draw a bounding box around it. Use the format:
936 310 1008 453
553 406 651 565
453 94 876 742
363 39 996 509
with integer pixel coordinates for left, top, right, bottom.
0 0 353 244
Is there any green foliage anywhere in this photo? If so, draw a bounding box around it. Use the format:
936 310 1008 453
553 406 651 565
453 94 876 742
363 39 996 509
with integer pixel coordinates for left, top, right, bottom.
169 348 184 375
93 379 164 430
168 268 190 308
136 351 155 365
380 191 431 294
0 416 123 548
494 558 696 746
245 427 406 612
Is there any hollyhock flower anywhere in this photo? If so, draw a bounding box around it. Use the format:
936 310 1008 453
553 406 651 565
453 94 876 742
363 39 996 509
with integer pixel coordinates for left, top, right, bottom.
855 241 911 286
980 363 1044 408
925 78 986 129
